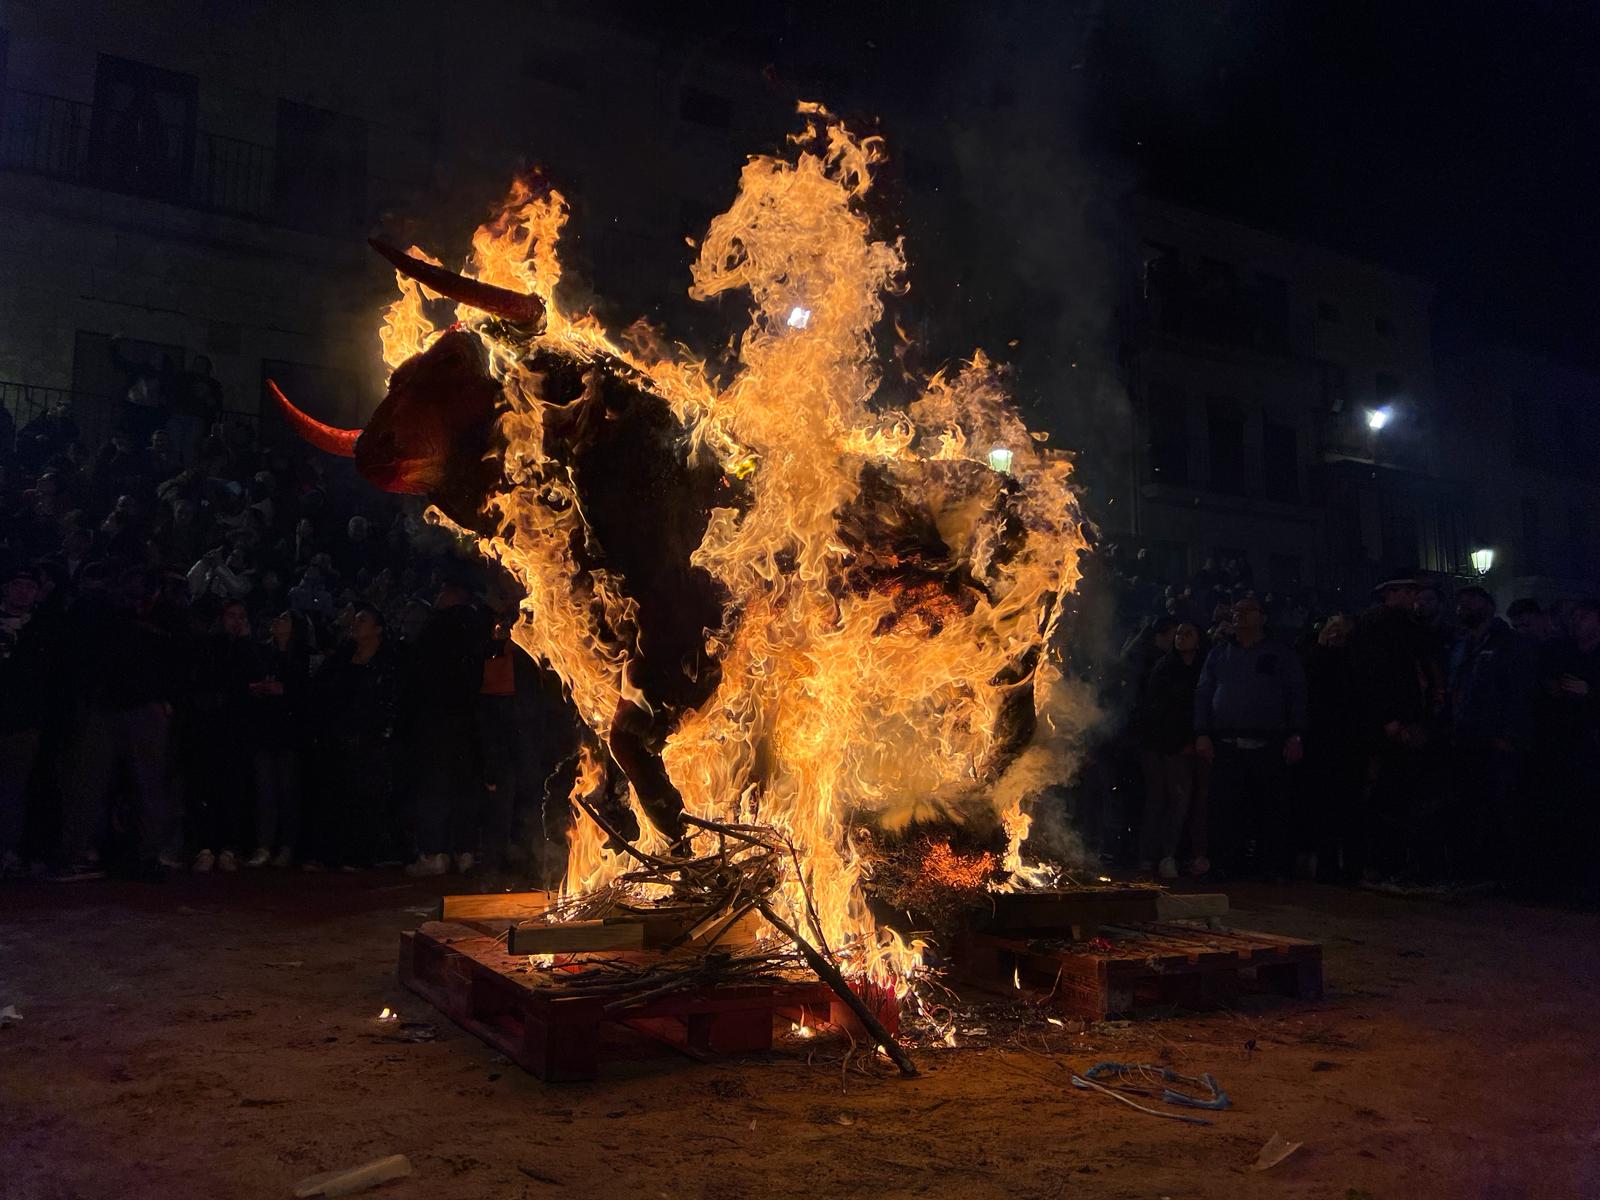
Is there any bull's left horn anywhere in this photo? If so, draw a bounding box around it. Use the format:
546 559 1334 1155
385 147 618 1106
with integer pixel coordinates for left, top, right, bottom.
369 239 547 328
267 380 360 458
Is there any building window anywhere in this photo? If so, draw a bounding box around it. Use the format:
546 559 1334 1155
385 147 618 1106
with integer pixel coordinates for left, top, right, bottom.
1146 383 1188 485
1148 539 1189 583
1374 315 1394 338
1141 242 1184 334
1262 421 1299 502
1268 552 1302 590
1568 505 1589 550
1251 272 1290 354
679 86 733 130
1521 497 1542 574
1319 361 1348 412
1510 393 1547 470
88 54 198 202
1206 401 1247 495
273 100 367 235
70 330 186 449
1317 300 1341 323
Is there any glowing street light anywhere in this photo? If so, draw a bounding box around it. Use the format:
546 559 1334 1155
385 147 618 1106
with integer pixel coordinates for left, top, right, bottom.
1470 547 1495 575
987 446 1015 474
786 305 812 330
1365 406 1393 432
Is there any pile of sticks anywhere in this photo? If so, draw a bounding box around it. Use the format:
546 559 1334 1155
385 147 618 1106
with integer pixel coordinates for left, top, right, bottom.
536 791 918 1076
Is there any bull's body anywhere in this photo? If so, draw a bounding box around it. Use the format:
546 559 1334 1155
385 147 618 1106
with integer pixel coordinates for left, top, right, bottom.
272 243 1038 846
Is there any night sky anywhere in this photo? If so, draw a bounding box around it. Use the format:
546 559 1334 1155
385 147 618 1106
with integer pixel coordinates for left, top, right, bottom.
725 0 1600 367
1084 1 1600 365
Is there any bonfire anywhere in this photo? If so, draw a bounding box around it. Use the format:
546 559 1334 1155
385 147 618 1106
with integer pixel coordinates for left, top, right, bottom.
272 105 1095 1051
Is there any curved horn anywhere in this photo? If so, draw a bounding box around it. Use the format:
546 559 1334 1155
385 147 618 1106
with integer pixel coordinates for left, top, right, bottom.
266 380 360 458
369 239 547 327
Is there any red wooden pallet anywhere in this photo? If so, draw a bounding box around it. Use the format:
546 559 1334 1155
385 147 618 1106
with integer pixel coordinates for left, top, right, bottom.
958 922 1323 1018
398 921 843 1081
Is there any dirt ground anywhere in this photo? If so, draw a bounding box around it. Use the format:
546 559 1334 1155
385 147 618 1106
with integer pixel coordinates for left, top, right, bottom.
3 871 1597 1200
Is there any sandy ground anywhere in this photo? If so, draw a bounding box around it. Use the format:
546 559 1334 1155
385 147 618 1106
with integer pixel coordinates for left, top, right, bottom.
3 870 1598 1200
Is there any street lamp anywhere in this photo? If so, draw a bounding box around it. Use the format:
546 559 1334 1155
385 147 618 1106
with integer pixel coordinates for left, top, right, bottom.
1470 547 1495 575
1365 406 1393 432
986 446 1015 475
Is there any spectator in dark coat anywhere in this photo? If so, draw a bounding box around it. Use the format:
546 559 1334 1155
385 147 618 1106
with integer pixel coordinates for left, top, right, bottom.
1536 598 1600 900
406 582 487 876
309 604 401 869
58 568 187 878
1448 587 1536 884
1303 614 1364 881
245 610 312 867
1349 578 1437 880
1194 595 1307 878
1136 622 1210 879
0 567 51 874
188 600 261 872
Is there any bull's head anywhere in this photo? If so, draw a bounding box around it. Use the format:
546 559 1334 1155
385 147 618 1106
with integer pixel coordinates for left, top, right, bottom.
268 241 545 518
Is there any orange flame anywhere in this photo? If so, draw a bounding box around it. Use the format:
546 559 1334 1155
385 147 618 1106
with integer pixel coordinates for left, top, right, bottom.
380 105 1091 990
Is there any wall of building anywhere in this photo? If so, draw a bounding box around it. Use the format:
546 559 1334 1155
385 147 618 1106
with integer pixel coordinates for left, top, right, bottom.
1437 343 1600 604
1121 195 1446 591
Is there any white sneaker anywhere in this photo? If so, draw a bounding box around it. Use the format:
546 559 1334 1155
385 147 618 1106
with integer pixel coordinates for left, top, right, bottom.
1190 855 1211 878
270 847 293 869
217 849 238 872
245 848 271 868
1157 856 1179 880
405 853 448 877
193 849 215 873
454 852 475 875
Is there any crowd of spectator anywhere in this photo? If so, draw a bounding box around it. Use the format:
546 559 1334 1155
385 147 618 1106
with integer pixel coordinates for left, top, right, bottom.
1076 546 1600 902
0 361 577 885
2 363 1598 907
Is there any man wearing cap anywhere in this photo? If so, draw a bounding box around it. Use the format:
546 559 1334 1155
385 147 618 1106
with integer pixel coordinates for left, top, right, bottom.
1193 594 1307 878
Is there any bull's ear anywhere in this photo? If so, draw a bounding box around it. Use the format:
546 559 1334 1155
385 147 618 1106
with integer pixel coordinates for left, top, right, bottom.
370 240 546 328
267 381 359 457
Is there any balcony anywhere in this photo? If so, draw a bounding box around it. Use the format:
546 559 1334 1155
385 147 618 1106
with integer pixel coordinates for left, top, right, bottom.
2 378 259 460
0 87 362 233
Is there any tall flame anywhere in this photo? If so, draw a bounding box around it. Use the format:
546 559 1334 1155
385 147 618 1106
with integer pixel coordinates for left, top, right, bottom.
388 106 1090 989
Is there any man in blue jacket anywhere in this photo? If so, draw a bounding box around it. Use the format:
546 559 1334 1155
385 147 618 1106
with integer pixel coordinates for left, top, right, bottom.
1194 594 1307 878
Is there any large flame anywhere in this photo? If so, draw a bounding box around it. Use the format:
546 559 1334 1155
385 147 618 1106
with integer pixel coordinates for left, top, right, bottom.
389 106 1089 989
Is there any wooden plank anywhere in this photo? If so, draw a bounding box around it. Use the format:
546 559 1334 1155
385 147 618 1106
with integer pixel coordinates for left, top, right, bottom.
508 919 648 954
438 891 552 922
1154 893 1230 921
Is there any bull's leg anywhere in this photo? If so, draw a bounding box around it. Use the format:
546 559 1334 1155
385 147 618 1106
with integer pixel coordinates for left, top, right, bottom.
607 698 686 842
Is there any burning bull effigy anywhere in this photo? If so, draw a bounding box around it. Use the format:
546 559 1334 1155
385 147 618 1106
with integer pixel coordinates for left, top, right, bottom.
272 108 1093 1027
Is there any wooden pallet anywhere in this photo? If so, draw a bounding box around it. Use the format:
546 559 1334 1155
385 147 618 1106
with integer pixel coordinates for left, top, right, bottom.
983 888 1230 940
958 922 1323 1018
398 921 843 1081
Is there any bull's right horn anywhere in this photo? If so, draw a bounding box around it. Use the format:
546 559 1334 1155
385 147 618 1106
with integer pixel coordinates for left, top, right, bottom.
267 380 360 458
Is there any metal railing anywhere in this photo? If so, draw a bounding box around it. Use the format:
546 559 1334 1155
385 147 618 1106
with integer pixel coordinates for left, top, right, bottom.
1 87 280 222
1 378 259 461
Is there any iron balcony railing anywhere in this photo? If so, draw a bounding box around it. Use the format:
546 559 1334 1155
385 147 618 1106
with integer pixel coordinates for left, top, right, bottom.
1 378 259 458
1 86 280 223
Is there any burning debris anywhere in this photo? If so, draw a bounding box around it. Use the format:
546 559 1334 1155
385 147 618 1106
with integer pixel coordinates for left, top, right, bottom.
272 103 1092 1006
